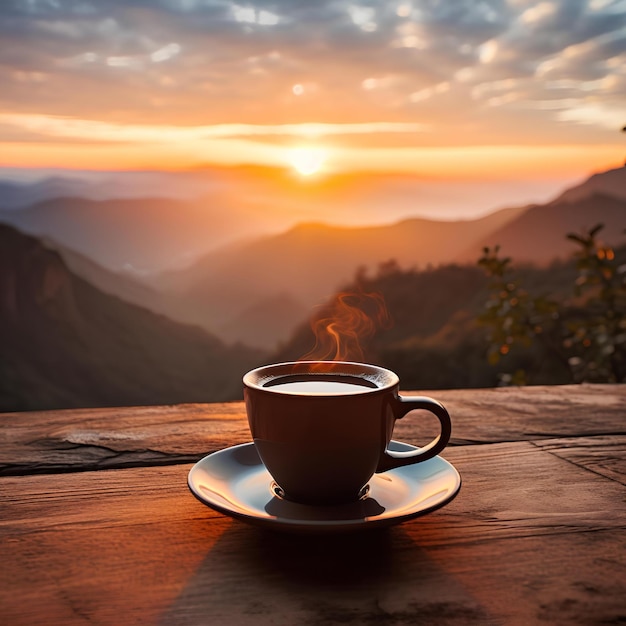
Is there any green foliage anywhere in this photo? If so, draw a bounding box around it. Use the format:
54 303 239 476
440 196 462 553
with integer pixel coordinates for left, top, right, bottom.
478 224 626 384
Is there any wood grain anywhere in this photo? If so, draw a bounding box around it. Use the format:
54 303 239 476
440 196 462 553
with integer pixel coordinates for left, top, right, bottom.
2 384 625 475
534 435 626 485
1 439 625 626
0 402 250 475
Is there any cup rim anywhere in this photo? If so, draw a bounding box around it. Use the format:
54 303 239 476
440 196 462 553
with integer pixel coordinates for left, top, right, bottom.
243 360 399 395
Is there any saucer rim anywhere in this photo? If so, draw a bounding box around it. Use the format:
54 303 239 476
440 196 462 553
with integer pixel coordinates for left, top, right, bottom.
188 440 461 533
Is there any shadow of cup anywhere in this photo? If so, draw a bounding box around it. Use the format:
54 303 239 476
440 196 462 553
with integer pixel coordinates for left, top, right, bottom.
158 523 488 625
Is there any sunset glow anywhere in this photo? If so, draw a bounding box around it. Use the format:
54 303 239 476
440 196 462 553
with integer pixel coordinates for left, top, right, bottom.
0 0 624 189
289 147 328 177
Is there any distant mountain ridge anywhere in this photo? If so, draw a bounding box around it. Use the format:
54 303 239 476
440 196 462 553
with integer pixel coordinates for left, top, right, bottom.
0 169 226 209
2 165 624 350
0 195 293 273
456 192 626 265
151 168 625 348
0 177 95 209
148 207 525 345
554 166 626 203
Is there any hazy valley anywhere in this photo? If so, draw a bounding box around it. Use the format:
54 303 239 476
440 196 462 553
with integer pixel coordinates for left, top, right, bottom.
1 165 625 411
0 224 263 412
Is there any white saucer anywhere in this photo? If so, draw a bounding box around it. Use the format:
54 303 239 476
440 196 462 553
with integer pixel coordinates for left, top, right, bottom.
188 441 461 533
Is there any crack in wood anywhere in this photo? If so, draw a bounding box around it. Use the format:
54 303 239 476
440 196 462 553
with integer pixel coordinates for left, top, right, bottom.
0 441 205 476
529 439 626 486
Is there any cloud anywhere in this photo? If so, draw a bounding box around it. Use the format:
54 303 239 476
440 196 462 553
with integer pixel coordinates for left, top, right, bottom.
556 102 625 129
0 113 429 143
0 0 623 144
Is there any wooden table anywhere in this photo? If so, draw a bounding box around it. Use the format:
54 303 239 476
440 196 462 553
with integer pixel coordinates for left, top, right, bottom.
1 384 625 625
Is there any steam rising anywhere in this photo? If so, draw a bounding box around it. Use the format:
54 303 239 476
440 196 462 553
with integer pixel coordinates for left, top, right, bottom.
301 288 391 362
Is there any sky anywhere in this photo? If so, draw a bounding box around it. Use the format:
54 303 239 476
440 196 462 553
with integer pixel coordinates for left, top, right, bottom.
0 0 625 185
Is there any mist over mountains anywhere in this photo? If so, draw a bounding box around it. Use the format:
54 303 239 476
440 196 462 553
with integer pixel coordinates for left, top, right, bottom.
0 195 289 274
0 165 625 411
0 165 585 273
0 169 227 209
1 166 625 351
152 207 526 345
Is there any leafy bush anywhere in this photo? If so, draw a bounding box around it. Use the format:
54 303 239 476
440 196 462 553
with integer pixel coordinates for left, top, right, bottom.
478 224 626 384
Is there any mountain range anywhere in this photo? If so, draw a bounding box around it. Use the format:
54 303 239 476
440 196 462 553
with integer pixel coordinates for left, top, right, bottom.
1 166 625 351
150 167 626 348
1 164 625 411
454 192 626 265
151 206 525 342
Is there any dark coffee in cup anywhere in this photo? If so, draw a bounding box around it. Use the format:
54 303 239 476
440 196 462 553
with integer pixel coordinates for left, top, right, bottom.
263 373 379 394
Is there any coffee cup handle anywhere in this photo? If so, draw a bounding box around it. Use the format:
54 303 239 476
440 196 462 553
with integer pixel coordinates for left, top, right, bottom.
376 395 451 472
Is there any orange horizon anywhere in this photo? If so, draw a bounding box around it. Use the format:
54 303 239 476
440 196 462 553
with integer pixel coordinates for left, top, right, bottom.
1 139 623 181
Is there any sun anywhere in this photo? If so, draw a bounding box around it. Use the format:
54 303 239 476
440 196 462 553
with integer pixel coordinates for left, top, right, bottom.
288 146 327 177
